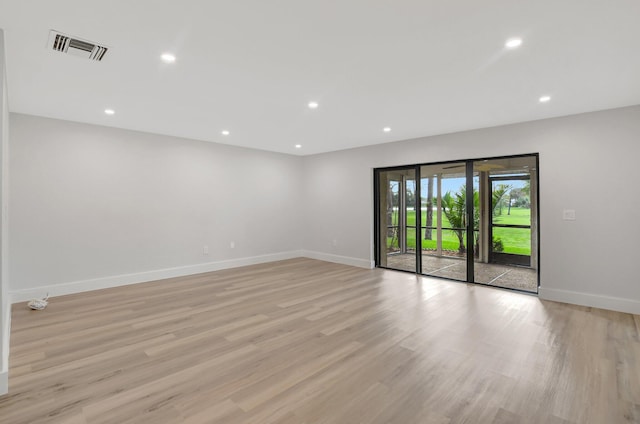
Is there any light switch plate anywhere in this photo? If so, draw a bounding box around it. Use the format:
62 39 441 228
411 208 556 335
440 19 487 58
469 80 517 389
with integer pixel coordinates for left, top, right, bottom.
562 209 576 220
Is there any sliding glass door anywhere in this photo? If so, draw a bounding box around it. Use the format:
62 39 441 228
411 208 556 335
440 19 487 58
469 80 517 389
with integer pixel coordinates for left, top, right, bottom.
472 156 538 291
375 154 539 293
418 163 468 282
376 167 419 272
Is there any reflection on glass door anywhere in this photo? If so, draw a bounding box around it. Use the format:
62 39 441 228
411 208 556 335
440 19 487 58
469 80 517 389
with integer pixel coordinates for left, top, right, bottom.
376 167 418 272
418 163 467 282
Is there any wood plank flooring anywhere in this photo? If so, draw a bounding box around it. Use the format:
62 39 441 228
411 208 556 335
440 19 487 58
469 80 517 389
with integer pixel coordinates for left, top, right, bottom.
1 258 639 423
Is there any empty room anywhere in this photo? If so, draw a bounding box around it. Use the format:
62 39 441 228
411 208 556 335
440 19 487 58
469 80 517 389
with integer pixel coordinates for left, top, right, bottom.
1 1 639 423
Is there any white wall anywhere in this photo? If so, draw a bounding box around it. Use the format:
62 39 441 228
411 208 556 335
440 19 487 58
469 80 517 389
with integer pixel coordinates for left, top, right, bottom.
302 105 640 314
6 101 640 319
9 114 303 299
0 28 9 396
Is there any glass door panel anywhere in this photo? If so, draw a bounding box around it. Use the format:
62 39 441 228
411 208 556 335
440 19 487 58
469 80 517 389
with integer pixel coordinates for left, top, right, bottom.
376 168 418 272
473 156 538 292
419 163 467 281
490 178 531 266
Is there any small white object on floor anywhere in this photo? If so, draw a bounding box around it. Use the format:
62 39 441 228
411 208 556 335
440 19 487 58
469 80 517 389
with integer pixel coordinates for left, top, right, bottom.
27 294 49 310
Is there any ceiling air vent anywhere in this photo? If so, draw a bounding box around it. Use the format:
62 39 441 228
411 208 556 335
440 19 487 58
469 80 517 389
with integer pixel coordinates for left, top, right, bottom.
48 30 109 61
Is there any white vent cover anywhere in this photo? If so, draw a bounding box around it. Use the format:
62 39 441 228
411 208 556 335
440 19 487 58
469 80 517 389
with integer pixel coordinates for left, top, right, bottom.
47 30 108 61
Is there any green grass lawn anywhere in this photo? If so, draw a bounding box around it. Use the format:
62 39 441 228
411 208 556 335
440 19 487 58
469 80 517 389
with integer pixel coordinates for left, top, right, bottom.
387 207 531 255
490 207 531 255
492 207 531 226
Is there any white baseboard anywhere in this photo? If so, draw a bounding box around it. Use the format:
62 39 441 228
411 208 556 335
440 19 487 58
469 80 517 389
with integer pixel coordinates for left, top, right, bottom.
0 370 7 396
302 250 374 269
10 250 304 303
1 298 10 396
539 287 640 315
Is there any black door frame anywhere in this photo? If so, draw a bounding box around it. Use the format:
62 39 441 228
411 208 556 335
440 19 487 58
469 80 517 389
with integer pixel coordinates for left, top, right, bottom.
373 153 540 294
373 164 418 267
488 175 532 267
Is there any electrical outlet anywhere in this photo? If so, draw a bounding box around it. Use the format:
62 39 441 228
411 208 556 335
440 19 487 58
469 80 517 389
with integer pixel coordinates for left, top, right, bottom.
230 241 235 249
203 245 209 255
562 209 576 221
332 239 337 247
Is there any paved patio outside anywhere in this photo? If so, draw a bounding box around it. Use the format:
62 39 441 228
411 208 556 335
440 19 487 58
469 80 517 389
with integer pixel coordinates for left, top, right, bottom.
385 253 537 293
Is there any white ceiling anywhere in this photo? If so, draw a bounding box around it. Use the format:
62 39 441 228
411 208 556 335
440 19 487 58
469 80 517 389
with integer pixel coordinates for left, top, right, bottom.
1 0 639 156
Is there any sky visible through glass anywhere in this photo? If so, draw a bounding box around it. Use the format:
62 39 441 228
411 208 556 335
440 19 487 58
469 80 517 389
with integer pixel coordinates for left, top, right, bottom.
396 176 528 200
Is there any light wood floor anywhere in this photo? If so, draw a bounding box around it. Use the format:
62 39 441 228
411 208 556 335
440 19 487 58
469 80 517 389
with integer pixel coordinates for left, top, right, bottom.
1 258 639 423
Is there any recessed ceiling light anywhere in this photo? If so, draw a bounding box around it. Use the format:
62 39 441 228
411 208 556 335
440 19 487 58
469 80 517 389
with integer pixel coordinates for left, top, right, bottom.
505 38 523 49
161 53 176 63
308 102 319 109
104 109 115 115
295 144 302 149
539 95 551 103
383 127 391 133
221 130 230 136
